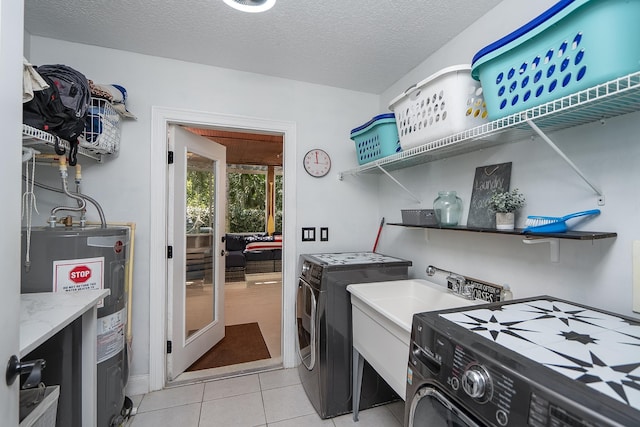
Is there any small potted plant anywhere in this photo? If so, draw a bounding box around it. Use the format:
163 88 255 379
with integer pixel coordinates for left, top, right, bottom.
488 188 525 230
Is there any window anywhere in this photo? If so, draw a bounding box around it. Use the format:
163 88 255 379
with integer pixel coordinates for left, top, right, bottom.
227 165 282 233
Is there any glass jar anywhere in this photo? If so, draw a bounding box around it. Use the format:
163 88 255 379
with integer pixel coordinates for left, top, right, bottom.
433 191 463 226
501 284 513 301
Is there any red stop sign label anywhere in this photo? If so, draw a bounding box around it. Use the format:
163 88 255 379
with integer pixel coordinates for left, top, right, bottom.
70 265 92 283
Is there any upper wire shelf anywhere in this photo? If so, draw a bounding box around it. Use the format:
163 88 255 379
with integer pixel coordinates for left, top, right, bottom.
22 98 122 163
340 72 640 177
22 124 102 162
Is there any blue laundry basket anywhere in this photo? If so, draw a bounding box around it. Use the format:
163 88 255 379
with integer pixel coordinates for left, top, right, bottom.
349 113 401 165
471 0 640 119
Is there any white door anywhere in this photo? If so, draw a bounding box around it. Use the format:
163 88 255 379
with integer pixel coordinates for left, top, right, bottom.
167 125 227 380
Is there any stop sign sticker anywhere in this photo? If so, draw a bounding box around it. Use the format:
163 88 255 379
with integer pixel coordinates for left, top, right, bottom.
70 265 92 283
53 257 104 299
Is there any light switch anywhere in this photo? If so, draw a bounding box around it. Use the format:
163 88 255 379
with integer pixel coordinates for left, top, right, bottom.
633 240 640 314
320 227 329 241
302 227 316 242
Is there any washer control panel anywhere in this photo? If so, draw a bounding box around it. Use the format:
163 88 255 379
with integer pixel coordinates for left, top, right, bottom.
409 318 529 426
461 363 492 402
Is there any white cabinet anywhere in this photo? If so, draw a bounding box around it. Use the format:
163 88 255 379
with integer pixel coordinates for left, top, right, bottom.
20 289 109 427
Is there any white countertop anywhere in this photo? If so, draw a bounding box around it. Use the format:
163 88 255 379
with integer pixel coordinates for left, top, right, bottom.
20 289 110 357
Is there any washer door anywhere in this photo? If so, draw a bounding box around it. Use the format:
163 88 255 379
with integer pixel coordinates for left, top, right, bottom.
296 278 317 370
408 386 480 427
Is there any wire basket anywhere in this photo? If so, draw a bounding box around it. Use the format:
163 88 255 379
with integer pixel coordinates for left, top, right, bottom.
79 98 121 155
349 113 401 165
471 0 640 119
19 385 60 427
401 209 438 226
389 65 488 150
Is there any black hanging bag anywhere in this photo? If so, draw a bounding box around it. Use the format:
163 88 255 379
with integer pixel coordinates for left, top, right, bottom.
23 73 67 137
22 64 91 165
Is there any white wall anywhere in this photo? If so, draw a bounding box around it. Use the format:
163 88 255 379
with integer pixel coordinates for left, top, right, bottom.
27 37 382 389
374 0 640 319
2 0 25 422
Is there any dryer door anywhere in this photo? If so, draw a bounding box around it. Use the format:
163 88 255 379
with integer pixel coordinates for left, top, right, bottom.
408 386 481 427
296 277 318 370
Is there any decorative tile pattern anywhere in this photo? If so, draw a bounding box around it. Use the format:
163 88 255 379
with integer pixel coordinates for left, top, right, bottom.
440 299 640 408
308 252 408 266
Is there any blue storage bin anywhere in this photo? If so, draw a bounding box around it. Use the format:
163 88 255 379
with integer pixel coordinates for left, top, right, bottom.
349 113 401 165
471 0 640 119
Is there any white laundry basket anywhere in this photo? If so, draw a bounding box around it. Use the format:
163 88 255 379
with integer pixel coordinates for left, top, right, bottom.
389 65 488 150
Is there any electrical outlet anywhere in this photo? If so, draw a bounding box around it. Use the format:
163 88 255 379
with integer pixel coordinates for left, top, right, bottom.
633 241 640 314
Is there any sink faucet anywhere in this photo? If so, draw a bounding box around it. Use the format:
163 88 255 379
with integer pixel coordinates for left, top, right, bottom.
446 274 475 300
429 266 477 300
446 273 464 293
461 281 475 300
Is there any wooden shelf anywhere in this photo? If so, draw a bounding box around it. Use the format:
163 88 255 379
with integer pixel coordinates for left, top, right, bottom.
387 223 617 241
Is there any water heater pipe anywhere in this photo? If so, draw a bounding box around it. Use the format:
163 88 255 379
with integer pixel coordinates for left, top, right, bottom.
50 157 86 226
24 163 107 227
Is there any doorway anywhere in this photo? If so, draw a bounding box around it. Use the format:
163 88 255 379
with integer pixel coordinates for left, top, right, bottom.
149 107 298 392
182 128 284 374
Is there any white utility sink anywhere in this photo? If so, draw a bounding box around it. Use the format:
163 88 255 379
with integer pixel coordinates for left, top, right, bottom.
347 279 483 407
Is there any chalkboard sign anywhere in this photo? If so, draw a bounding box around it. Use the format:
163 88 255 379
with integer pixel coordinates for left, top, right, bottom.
467 162 512 228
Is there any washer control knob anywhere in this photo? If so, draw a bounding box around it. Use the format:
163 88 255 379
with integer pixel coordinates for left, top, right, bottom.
496 409 509 426
461 365 491 401
301 263 310 275
450 377 460 390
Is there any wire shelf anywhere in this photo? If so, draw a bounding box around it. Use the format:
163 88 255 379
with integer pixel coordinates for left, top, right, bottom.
22 98 122 162
22 124 103 162
341 72 640 177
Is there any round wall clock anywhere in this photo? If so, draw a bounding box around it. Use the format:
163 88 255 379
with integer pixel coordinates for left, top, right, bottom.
303 149 331 177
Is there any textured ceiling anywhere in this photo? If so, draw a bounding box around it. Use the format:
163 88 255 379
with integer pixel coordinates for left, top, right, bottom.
186 127 284 166
24 0 502 94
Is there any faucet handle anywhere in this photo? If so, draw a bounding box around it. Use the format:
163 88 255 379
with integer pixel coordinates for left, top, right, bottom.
446 274 465 294
446 275 459 293
461 281 475 299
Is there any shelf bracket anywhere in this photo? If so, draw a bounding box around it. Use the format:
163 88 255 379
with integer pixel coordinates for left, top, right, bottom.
523 237 560 263
525 118 605 206
375 164 421 204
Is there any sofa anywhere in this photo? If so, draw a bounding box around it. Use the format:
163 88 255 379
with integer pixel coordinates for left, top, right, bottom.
225 233 282 281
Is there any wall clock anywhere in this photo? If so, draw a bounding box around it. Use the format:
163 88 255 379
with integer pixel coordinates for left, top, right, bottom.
303 149 331 178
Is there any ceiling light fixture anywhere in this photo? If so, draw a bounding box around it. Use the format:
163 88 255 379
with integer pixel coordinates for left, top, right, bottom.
223 0 276 13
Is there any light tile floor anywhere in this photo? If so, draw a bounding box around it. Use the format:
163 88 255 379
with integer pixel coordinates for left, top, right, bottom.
128 368 405 427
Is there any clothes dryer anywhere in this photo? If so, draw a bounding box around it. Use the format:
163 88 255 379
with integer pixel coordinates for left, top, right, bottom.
296 252 412 418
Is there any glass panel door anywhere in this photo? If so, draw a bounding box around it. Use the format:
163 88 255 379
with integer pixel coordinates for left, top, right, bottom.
167 124 226 379
185 151 216 337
